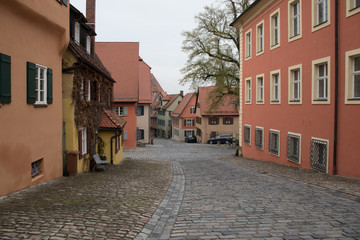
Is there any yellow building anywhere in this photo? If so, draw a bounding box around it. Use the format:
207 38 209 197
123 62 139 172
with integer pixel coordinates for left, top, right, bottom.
62 5 123 175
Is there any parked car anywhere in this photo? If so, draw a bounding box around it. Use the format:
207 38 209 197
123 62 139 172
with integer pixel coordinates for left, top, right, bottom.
185 135 197 143
207 134 234 144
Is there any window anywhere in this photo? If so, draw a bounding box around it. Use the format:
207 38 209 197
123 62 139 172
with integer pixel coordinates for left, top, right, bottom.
0 53 11 103
310 138 329 173
86 36 91 54
190 107 196 114
270 9 280 50
27 62 53 105
255 127 264 150
210 131 217 138
136 105 144 116
256 21 264 55
185 130 194 137
269 130 280 156
196 128 202 137
209 117 219 125
31 159 43 178
223 117 233 125
87 80 91 101
256 74 264 103
78 128 87 157
244 125 251 145
245 77 252 104
74 22 80 44
137 129 144 140
312 0 330 32
184 119 194 126
345 49 360 104
346 0 360 17
245 29 252 60
288 0 302 42
312 57 330 104
287 133 301 163
270 70 281 104
114 106 128 116
288 64 302 104
196 117 202 125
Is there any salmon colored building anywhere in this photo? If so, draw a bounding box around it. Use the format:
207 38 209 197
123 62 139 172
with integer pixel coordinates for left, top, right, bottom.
172 93 197 142
96 42 139 149
0 0 69 196
195 86 239 144
231 0 360 178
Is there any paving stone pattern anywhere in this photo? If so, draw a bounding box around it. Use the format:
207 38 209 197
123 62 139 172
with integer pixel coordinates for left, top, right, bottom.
1 138 360 240
0 160 172 239
129 139 360 240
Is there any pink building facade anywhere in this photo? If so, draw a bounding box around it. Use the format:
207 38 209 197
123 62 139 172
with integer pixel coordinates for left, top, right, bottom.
232 0 360 178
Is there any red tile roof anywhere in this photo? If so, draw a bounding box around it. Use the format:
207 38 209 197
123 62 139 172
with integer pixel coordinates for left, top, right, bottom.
197 86 239 116
162 94 181 110
151 74 164 93
99 109 127 130
139 58 152 104
172 93 196 118
96 42 140 102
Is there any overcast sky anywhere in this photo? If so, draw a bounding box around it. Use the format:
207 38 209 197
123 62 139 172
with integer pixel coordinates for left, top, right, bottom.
70 0 218 94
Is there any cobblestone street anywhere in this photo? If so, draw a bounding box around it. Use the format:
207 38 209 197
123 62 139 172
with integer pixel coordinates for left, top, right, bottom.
1 138 360 239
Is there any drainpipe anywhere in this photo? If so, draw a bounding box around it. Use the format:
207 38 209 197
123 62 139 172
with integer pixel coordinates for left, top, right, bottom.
110 128 124 164
333 0 339 175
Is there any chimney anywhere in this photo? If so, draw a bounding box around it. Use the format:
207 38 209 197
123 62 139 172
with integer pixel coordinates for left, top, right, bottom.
86 0 96 57
180 90 184 97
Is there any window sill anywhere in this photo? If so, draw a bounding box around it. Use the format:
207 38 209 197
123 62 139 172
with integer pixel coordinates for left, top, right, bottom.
31 174 44 183
271 100 280 103
288 157 300 164
289 99 301 103
34 104 48 108
313 20 328 29
347 98 360 101
350 6 360 12
256 100 264 103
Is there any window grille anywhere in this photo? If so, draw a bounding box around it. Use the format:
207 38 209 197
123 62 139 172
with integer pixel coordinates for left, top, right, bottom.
269 130 280 156
310 139 328 173
31 159 42 178
244 125 251 145
287 134 300 163
255 127 263 150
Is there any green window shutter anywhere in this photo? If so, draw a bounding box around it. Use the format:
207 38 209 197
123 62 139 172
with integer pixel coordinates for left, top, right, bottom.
27 62 36 104
0 53 11 103
47 68 53 104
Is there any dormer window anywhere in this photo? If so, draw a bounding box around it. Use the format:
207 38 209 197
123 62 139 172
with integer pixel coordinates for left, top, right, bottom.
86 36 91 54
74 22 80 45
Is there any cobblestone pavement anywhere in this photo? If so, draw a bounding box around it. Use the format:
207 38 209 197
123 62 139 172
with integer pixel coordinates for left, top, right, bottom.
0 159 172 239
1 138 360 240
129 139 360 240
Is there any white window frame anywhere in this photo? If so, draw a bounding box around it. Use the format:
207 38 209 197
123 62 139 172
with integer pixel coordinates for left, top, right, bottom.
346 0 360 17
81 128 87 156
312 57 331 104
244 124 251 146
190 107 196 114
256 20 265 56
270 9 281 50
245 77 252 104
312 0 330 32
269 129 280 157
288 64 302 104
74 22 80 45
245 29 252 60
270 69 281 104
287 132 301 164
310 137 329 173
185 119 194 126
288 0 302 42
255 126 264 150
87 80 91 101
256 74 264 104
86 35 91 54
35 64 47 105
345 49 360 104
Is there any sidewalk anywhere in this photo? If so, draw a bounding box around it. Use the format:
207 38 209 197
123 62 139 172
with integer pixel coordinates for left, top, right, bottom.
0 159 172 240
224 155 360 199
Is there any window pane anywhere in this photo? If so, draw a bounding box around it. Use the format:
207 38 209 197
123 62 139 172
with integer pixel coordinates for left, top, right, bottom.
354 56 360 71
356 0 360 8
354 75 360 98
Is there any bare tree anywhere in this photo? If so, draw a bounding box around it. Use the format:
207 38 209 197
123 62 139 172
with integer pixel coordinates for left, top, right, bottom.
180 0 250 110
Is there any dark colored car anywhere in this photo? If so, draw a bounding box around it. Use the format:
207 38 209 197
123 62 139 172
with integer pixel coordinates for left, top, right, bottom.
207 134 234 144
185 135 197 143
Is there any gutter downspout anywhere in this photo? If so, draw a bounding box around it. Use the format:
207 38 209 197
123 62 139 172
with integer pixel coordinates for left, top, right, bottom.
110 130 122 165
333 0 339 175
